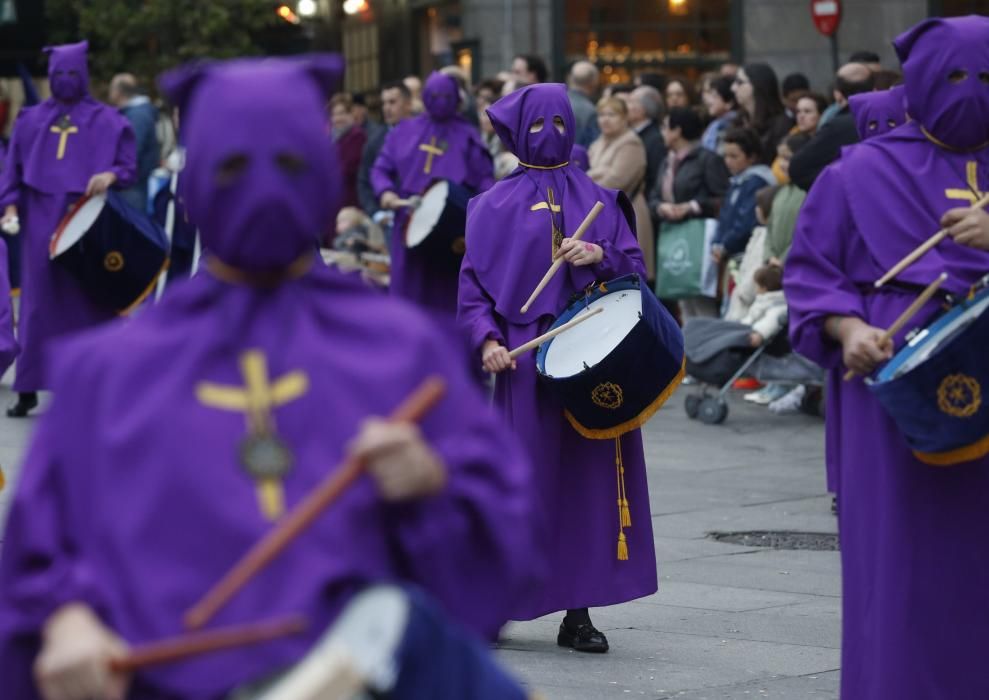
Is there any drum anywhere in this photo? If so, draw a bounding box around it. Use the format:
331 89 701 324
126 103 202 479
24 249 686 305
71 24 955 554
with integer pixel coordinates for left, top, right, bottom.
404 180 470 266
869 279 989 466
50 190 169 314
536 274 685 439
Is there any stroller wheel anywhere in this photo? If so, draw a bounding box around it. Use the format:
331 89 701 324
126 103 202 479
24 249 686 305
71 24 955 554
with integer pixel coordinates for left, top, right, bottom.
698 397 728 425
684 394 702 419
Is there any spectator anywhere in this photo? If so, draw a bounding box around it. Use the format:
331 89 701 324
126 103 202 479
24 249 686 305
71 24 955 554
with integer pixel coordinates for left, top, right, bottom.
357 81 412 218
712 127 776 263
512 54 548 84
623 85 666 201
873 69 903 90
649 107 731 318
403 74 424 113
587 96 653 280
795 93 828 135
719 63 740 78
636 71 668 93
701 75 737 155
665 77 694 108
789 62 874 191
781 73 811 117
765 132 810 265
724 183 776 324
441 64 479 126
567 60 601 147
848 50 882 72
108 73 159 212
731 63 793 166
329 93 367 213
742 264 787 348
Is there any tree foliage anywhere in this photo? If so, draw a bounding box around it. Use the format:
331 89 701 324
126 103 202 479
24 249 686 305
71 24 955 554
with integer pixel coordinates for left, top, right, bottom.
45 0 280 88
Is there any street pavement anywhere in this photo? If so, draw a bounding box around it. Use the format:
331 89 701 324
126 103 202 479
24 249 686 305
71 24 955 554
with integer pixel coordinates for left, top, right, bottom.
0 385 840 699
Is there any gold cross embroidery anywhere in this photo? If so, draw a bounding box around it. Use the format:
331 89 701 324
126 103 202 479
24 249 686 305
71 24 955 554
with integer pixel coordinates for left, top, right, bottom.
945 161 986 205
419 137 445 174
196 350 309 520
50 116 79 161
530 187 565 256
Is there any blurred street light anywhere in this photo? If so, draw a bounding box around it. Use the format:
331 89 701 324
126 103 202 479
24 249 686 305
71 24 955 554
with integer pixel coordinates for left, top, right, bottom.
277 4 301 23
297 0 317 17
343 0 369 15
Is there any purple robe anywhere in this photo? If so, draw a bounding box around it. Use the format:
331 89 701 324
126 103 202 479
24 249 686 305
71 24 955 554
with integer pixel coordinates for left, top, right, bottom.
848 85 907 140
371 73 494 316
783 17 989 698
0 56 535 699
459 84 657 619
0 41 136 392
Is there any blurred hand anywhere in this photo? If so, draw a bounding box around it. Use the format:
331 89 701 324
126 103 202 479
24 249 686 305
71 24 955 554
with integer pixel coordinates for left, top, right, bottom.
85 172 117 197
481 339 515 373
558 239 603 267
832 316 893 376
1 205 18 235
35 604 130 700
711 245 724 265
749 331 763 347
941 206 989 251
350 419 446 502
379 191 400 210
658 202 687 221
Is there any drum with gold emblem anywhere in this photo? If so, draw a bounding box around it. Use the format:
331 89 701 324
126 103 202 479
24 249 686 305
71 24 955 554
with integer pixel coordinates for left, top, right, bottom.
49 190 169 314
535 274 685 439
868 277 989 466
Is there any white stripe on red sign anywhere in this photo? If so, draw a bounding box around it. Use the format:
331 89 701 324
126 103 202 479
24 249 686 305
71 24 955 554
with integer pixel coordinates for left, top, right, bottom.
814 1 838 15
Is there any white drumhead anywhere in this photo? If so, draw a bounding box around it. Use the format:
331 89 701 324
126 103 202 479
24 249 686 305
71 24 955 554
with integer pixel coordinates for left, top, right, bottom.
53 194 106 257
543 289 642 377
405 181 448 248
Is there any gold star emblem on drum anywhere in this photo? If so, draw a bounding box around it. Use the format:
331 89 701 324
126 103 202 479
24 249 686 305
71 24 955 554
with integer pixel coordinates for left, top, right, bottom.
937 374 982 418
103 250 125 272
591 382 624 410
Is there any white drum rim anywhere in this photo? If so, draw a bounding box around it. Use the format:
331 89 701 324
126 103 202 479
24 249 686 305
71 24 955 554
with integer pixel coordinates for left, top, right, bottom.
405 181 449 248
888 293 989 379
50 194 107 258
542 289 643 378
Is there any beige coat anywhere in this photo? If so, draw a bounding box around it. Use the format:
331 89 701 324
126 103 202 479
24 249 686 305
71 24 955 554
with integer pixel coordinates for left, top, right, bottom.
587 128 654 280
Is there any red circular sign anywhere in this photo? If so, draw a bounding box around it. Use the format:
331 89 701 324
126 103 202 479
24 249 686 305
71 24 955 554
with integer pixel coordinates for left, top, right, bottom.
810 0 842 37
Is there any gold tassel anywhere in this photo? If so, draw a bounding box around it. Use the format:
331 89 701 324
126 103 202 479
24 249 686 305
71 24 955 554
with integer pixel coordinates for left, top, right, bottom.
617 531 629 561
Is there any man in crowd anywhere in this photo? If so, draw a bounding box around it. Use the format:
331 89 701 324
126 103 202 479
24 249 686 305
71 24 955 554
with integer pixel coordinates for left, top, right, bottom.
108 72 159 211
789 62 873 191
567 60 600 147
358 81 413 217
0 41 136 417
512 54 548 85
623 85 666 202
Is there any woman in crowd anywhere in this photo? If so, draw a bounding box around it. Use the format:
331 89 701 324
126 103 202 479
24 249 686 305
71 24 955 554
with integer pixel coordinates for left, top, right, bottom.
794 93 828 135
665 77 695 109
701 75 738 155
731 63 793 166
329 92 367 211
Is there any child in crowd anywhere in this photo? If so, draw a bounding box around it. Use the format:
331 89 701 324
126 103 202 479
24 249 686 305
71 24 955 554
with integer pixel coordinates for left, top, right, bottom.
711 127 776 265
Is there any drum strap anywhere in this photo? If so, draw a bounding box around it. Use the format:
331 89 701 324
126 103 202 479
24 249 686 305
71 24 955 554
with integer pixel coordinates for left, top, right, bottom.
615 437 631 561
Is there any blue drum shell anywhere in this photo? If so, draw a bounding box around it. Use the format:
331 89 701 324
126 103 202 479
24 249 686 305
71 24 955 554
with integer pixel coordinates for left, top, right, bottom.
868 289 989 465
536 274 685 439
54 190 169 314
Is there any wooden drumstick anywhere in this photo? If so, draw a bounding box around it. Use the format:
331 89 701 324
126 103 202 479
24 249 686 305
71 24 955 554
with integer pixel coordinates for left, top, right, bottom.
508 306 604 359
109 615 307 673
184 376 447 630
520 201 605 314
843 272 948 381
875 194 989 288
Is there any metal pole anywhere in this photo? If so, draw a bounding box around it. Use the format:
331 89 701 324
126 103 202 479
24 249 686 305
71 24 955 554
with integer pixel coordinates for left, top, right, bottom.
830 33 839 74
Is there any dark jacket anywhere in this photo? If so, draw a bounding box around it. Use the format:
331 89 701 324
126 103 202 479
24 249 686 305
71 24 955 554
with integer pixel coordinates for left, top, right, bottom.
789 106 859 192
335 125 367 210
648 145 730 220
636 120 667 199
119 98 160 212
358 125 389 214
715 164 776 256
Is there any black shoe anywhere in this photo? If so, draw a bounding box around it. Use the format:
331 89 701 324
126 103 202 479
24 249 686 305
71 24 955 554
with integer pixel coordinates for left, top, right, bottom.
831 495 838 516
557 621 609 653
7 392 38 418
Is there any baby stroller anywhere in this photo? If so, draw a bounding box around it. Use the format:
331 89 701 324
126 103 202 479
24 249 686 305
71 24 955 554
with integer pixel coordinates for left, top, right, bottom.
681 314 824 424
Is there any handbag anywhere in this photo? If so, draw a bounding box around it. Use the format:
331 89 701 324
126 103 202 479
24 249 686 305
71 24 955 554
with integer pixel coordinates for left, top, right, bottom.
654 217 719 299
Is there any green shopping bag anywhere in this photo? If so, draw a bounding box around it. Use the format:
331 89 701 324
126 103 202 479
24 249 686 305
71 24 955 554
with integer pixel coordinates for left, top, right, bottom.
654 218 718 299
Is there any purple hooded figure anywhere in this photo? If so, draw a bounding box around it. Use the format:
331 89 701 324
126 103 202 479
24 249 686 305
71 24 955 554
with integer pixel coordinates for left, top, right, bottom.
371 72 494 316
459 83 656 652
0 41 136 416
784 16 989 699
0 56 535 699
849 85 907 140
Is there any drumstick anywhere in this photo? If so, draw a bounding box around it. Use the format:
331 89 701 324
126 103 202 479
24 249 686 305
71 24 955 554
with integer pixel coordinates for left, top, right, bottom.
520 201 605 314
184 376 447 630
508 306 604 359
875 193 989 288
843 272 948 381
109 615 307 673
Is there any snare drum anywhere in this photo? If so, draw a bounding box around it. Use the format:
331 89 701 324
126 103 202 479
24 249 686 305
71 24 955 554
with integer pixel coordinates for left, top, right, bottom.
536 274 685 438
869 281 989 466
50 191 169 314
404 180 471 267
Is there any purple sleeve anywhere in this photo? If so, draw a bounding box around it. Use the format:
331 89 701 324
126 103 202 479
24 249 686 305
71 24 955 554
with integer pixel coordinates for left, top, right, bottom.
109 121 138 189
370 131 399 199
783 166 866 370
457 253 506 356
387 328 537 640
569 198 647 289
